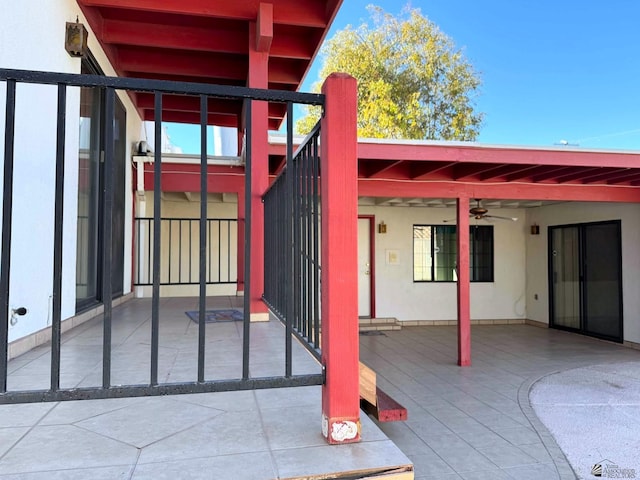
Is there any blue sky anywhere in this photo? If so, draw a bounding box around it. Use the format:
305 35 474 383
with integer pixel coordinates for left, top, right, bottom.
168 0 640 152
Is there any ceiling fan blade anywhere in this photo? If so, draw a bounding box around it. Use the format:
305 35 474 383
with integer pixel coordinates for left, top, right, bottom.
443 218 456 223
484 214 518 221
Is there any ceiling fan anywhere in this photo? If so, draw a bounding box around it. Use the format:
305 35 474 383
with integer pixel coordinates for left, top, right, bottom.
444 199 518 223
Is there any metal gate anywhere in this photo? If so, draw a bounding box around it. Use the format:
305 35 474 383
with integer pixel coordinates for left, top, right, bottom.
0 68 324 404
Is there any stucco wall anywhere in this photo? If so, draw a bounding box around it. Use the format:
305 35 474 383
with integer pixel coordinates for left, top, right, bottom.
525 202 640 344
358 205 527 322
1 0 142 342
135 192 239 297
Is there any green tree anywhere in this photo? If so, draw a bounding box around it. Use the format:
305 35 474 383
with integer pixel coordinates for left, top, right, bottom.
296 6 483 140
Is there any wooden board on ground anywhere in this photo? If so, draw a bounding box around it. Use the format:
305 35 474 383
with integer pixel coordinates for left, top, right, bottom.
359 361 377 406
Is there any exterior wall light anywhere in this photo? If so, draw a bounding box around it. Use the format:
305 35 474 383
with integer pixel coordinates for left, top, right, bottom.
378 221 387 234
531 223 540 235
65 16 89 58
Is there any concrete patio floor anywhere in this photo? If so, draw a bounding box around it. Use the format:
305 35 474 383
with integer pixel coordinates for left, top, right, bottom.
2 297 639 479
361 324 639 480
1 297 412 479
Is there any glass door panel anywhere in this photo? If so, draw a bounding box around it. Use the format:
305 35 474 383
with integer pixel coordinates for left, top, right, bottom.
550 226 581 329
583 222 622 340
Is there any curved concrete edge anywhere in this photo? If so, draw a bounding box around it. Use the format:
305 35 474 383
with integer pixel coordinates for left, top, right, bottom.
517 371 578 480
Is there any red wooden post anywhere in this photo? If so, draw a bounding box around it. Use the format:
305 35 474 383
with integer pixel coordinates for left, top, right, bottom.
320 73 361 444
457 197 471 366
246 10 271 321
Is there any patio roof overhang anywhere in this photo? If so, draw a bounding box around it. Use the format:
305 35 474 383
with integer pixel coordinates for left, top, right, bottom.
267 139 640 203
77 0 342 129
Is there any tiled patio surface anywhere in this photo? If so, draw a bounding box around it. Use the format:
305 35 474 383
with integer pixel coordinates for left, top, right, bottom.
1 297 411 479
360 324 639 480
3 297 639 479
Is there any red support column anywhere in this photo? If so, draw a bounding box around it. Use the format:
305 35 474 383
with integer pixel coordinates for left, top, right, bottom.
320 73 361 444
457 197 471 366
246 9 271 321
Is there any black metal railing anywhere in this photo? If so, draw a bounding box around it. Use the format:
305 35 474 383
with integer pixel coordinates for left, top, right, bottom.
0 67 325 404
263 110 322 363
134 217 237 286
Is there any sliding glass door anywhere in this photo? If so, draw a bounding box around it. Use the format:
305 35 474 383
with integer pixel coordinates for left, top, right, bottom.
76 56 126 311
549 221 622 342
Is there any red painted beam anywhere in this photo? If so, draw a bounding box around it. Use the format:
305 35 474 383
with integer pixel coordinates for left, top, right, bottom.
321 73 360 445
357 179 640 203
552 167 603 183
256 3 273 52
457 197 471 367
142 110 238 127
357 142 640 169
580 168 631 184
452 163 506 180
411 161 456 180
137 94 241 114
102 19 248 54
142 163 244 193
505 165 549 182
116 47 247 80
360 160 403 179
610 172 640 185
78 0 330 28
531 166 577 182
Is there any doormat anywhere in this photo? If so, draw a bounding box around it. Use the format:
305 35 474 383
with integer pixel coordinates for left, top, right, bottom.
185 309 244 323
359 331 386 336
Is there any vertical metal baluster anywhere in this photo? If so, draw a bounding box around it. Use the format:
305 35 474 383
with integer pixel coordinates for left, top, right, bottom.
312 132 320 349
301 144 307 338
178 221 182 283
198 95 207 383
51 84 67 392
168 220 172 283
147 218 152 285
305 142 313 341
242 101 252 380
151 91 162 386
0 79 17 393
101 87 115 389
189 219 193 283
285 102 294 377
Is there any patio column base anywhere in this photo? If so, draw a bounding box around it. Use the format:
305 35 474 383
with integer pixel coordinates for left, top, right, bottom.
250 312 269 322
322 414 361 444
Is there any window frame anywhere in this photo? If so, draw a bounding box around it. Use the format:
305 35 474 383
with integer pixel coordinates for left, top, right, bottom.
413 224 494 283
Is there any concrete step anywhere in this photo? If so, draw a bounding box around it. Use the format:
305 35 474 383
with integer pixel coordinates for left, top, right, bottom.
359 318 401 331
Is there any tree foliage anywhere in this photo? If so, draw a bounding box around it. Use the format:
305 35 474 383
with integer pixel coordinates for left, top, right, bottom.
296 6 484 140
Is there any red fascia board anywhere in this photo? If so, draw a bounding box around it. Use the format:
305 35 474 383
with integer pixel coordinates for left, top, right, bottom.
143 163 244 193
357 142 640 169
357 178 640 203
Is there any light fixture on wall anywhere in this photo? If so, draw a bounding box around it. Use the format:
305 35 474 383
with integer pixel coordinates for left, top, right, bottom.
530 223 540 235
65 16 89 58
378 221 387 234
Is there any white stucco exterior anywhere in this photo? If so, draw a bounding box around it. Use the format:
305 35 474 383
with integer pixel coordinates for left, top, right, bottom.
358 205 527 322
359 201 640 345
1 0 142 342
525 202 640 344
